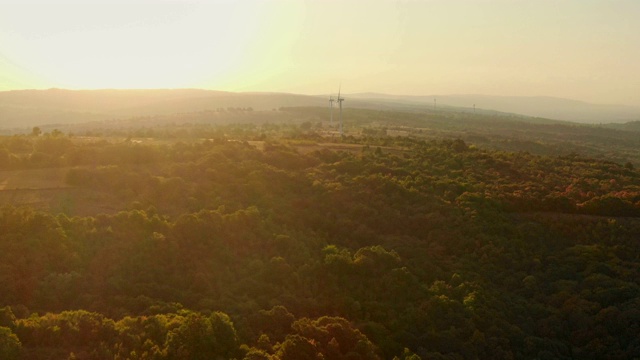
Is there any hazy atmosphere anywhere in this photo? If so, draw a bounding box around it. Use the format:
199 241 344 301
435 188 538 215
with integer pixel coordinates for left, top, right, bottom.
5 1 640 359
1 0 639 106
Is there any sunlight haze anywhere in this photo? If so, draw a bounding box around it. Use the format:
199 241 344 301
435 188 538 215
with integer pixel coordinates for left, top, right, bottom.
1 0 639 106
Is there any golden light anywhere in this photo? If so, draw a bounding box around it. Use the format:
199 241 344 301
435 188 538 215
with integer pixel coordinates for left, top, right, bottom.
1 1 275 90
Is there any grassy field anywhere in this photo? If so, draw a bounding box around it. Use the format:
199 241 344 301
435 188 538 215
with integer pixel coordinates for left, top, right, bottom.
0 186 125 216
0 167 126 215
0 167 70 190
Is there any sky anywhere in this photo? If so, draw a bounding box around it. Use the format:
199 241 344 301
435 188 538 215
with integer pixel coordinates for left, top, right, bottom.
1 0 639 106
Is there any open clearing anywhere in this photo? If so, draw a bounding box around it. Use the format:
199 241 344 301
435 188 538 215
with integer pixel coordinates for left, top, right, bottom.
0 167 124 215
0 167 70 190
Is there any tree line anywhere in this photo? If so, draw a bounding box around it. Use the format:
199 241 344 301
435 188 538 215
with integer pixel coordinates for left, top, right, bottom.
0 130 639 359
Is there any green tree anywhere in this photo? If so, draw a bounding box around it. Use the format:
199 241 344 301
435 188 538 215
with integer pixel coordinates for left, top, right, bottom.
0 307 16 329
209 312 239 359
0 326 21 360
275 334 320 360
291 317 381 360
164 311 239 360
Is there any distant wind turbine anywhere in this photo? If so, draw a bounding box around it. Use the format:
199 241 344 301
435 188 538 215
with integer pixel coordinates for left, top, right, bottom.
337 85 345 136
329 93 335 126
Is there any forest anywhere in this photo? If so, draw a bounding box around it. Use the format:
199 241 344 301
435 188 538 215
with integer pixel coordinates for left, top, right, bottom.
0 107 640 359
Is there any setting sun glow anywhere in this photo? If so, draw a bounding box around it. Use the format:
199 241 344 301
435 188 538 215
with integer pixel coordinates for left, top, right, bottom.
1 0 640 106
1 1 289 90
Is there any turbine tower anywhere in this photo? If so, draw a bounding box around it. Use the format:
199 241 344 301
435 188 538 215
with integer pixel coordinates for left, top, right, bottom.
337 86 345 136
329 94 335 126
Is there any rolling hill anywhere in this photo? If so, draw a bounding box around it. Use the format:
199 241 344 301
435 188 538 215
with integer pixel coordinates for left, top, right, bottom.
350 93 640 123
2 89 640 129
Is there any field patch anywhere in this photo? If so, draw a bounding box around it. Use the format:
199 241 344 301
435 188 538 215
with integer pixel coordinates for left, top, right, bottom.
0 167 70 190
0 168 125 215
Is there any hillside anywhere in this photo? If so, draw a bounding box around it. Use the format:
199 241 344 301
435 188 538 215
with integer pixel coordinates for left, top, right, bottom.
0 122 640 359
0 89 326 128
7 103 640 166
350 93 640 123
3 89 640 130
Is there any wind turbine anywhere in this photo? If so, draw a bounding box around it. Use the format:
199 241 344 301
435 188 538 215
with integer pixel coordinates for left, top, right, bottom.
329 94 335 126
336 85 345 136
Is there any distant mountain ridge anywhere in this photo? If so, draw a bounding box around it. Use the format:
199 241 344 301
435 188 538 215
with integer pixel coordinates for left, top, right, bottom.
0 89 326 128
1 88 639 128
349 93 640 123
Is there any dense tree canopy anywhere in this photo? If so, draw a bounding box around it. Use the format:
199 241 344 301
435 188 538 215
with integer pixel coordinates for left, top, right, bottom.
1 117 640 359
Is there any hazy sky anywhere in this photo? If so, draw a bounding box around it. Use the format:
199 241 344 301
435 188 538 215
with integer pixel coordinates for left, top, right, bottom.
1 0 639 106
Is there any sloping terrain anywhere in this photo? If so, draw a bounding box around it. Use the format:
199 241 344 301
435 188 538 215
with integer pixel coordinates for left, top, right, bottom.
1 134 640 359
4 89 640 130
350 93 640 123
